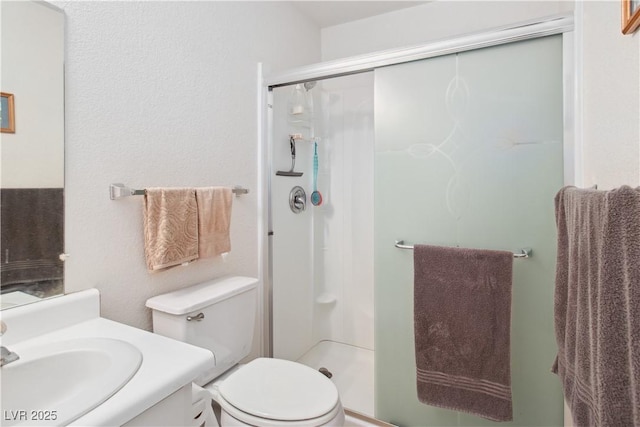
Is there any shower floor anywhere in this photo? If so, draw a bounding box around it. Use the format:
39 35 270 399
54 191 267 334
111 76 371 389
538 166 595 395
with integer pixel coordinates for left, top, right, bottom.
297 340 374 417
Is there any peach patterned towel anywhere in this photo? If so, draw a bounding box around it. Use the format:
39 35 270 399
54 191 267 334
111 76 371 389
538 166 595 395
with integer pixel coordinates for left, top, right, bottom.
195 187 233 258
143 188 199 271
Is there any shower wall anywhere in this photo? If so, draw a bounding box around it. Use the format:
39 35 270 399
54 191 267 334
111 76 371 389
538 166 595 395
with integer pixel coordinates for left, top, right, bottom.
311 74 374 350
271 73 374 360
271 86 313 360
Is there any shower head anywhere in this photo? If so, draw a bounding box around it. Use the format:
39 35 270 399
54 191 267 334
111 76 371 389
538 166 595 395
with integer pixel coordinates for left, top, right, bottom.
303 81 317 91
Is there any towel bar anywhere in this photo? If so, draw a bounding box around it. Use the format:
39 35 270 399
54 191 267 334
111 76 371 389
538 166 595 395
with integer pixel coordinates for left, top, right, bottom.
394 240 532 259
109 183 249 200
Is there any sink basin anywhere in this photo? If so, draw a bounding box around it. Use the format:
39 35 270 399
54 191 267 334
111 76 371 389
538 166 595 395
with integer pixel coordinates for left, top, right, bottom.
0 337 142 426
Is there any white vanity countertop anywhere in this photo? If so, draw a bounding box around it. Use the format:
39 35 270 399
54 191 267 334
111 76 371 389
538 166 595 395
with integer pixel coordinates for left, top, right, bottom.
7 316 214 426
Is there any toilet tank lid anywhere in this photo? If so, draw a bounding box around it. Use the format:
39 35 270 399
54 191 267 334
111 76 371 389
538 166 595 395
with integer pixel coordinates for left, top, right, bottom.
145 276 258 315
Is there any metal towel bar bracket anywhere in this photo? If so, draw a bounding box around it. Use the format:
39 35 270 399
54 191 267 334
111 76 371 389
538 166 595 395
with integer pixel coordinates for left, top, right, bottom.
109 183 249 200
394 240 532 259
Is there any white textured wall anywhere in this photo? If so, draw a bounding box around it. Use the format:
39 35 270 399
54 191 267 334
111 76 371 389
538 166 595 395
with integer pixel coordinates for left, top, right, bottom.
1 1 64 188
62 0 320 361
321 1 573 61
582 1 640 188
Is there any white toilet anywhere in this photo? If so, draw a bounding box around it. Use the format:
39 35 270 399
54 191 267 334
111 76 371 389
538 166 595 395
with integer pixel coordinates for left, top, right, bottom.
146 276 345 427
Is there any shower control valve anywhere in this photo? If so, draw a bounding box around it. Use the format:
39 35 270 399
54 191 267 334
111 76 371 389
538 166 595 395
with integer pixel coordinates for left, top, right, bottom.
289 186 306 214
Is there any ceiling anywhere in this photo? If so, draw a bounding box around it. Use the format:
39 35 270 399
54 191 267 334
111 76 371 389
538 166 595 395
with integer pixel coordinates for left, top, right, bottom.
290 1 428 28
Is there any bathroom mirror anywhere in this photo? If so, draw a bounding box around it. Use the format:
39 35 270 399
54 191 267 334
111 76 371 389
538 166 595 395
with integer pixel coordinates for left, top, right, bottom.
0 0 65 309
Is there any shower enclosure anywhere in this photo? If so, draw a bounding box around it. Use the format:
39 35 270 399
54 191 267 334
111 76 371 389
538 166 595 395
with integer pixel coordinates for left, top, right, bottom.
265 14 575 426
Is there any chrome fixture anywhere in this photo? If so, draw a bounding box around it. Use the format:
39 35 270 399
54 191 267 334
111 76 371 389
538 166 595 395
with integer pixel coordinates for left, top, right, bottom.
319 367 333 379
0 321 19 366
289 186 306 214
394 240 532 259
186 313 205 322
276 136 304 177
109 183 249 200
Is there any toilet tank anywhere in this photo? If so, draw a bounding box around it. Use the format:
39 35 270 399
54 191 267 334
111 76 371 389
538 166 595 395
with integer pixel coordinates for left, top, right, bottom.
146 276 258 385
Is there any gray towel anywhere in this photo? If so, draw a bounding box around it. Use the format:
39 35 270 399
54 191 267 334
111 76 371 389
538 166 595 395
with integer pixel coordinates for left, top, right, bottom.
552 185 640 426
0 188 64 285
414 244 513 422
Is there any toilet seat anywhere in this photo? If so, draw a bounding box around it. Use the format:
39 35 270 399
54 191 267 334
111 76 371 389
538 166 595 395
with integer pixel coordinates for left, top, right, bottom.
217 394 344 427
215 358 342 426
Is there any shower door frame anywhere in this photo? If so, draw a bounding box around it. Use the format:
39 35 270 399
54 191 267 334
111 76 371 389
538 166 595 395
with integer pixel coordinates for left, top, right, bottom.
259 12 580 359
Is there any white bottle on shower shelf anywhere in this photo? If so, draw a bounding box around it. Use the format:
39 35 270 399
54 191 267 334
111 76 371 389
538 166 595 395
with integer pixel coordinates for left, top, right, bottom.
288 84 314 131
288 84 306 115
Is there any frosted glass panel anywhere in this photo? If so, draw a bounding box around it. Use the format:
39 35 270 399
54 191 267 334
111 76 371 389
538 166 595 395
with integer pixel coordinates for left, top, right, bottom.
374 36 564 426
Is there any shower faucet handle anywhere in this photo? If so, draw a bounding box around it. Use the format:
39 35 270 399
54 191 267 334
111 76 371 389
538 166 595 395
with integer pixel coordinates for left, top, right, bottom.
289 186 306 214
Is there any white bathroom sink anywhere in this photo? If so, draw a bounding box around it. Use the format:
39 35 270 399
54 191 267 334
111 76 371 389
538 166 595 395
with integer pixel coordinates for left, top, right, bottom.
0 337 143 426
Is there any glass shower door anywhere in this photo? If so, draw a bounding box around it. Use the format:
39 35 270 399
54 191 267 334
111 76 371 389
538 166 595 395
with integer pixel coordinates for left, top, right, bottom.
374 35 564 426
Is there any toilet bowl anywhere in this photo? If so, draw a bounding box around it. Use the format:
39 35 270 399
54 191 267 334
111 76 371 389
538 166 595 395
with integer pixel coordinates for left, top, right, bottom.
207 358 344 426
146 276 345 427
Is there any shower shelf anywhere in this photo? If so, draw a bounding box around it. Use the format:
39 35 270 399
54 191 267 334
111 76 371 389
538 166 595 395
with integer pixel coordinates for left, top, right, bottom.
287 119 313 129
315 293 337 305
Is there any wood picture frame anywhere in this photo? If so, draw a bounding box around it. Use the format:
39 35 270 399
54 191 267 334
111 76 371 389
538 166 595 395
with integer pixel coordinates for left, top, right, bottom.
622 0 640 34
1 92 15 133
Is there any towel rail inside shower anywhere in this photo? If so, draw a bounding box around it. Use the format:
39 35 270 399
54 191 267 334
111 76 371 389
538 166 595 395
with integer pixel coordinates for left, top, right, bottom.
394 240 532 258
109 183 249 200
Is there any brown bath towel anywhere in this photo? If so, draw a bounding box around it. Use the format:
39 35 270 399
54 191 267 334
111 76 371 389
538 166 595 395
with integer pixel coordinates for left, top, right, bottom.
195 187 232 258
414 244 513 422
143 188 199 271
552 186 640 426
